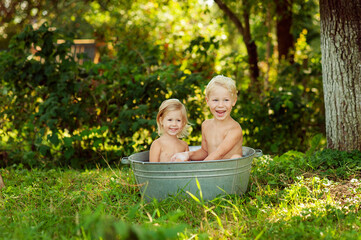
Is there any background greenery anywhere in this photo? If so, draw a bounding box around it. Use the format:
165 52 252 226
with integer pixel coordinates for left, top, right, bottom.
0 0 324 168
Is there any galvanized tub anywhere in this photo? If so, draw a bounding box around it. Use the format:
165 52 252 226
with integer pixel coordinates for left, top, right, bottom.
123 146 262 201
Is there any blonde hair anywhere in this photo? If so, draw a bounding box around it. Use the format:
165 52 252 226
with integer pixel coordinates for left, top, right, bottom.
156 99 190 138
205 75 238 100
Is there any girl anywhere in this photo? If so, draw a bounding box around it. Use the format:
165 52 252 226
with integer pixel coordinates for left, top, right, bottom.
149 99 190 162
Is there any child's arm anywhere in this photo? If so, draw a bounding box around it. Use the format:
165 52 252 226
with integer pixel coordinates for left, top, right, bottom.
188 148 208 161
204 129 242 161
170 123 209 162
170 139 206 161
149 140 161 162
171 147 207 162
185 143 190 152
189 123 208 161
169 141 190 162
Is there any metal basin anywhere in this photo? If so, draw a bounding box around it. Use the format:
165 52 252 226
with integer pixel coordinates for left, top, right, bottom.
124 146 262 201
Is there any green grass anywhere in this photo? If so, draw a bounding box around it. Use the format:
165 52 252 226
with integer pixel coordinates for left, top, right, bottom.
1 149 361 239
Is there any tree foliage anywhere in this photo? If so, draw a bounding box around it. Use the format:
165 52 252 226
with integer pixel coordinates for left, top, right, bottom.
0 0 326 167
0 22 212 168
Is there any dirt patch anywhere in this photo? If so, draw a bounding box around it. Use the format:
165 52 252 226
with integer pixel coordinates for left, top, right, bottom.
327 180 361 207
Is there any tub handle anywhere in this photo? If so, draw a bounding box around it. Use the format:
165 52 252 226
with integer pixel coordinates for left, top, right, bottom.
254 149 263 158
121 157 130 165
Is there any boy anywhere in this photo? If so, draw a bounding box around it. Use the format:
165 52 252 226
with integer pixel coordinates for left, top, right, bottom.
171 75 243 161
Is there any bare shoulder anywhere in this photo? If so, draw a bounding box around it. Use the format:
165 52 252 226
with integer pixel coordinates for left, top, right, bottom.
202 119 213 129
150 138 162 148
230 119 242 130
228 119 243 136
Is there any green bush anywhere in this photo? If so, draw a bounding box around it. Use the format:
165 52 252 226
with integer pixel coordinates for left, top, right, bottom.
0 22 326 168
234 58 324 154
307 149 361 179
253 145 361 188
0 23 208 168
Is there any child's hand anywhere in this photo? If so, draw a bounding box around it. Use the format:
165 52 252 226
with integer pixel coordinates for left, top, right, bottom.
170 152 189 162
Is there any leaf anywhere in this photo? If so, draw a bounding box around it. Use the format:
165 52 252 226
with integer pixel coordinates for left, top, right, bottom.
63 137 73 147
186 191 200 203
195 178 203 201
100 125 108 132
64 147 75 159
48 133 59 146
39 145 50 156
93 139 103 148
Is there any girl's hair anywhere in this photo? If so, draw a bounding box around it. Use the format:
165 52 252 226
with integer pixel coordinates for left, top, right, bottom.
205 75 238 100
156 99 190 138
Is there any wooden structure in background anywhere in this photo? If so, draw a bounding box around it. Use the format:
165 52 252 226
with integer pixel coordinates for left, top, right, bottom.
57 39 100 64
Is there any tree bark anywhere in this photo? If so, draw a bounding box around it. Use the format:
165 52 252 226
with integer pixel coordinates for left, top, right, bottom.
276 0 294 63
264 5 272 91
320 0 361 151
0 174 4 189
214 0 261 94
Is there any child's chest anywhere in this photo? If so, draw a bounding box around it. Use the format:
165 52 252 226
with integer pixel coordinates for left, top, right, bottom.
161 143 186 153
204 127 227 148
159 141 186 162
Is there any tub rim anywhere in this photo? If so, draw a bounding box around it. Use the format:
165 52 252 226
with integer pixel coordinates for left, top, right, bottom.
124 146 262 165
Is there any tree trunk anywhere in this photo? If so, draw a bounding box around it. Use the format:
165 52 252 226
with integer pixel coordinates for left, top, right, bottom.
320 0 361 151
0 174 4 189
264 5 272 92
214 0 261 94
276 0 294 63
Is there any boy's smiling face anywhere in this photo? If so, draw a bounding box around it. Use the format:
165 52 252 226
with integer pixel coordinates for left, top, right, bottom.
206 85 237 120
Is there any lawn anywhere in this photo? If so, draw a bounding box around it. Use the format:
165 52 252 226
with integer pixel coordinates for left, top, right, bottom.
1 149 360 239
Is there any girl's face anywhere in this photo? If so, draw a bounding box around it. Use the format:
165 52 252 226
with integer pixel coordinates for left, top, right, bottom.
161 110 184 136
206 85 236 121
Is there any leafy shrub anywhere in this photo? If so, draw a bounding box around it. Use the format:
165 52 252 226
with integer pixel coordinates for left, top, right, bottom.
307 149 361 179
0 22 326 168
235 60 324 154
253 139 361 187
0 23 208 168
252 150 306 187
1 23 95 168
